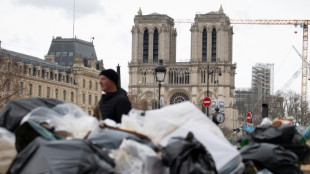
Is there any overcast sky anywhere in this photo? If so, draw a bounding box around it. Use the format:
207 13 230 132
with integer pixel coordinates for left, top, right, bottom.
1 0 310 97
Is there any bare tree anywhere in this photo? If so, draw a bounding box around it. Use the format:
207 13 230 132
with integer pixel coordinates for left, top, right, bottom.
266 91 285 119
0 52 28 109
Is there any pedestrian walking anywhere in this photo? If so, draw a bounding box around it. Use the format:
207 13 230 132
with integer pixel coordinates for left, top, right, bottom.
94 69 131 123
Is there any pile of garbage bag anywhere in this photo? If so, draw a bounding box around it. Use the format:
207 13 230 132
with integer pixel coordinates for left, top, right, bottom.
0 97 310 174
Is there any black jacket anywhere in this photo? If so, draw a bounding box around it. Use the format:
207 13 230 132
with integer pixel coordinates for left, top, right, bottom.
99 88 131 123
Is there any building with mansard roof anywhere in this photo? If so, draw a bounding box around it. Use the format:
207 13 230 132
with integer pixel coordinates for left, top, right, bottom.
128 6 238 129
0 37 104 115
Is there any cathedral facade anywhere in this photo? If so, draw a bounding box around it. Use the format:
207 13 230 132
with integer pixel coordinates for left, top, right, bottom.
128 7 238 129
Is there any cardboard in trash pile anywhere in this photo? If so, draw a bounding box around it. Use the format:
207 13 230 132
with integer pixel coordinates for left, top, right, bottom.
0 128 17 174
301 165 310 174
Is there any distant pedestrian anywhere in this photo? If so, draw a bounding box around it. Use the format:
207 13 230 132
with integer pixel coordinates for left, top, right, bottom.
93 69 131 123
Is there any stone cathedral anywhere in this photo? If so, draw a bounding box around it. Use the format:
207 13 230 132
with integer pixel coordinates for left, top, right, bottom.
128 6 238 129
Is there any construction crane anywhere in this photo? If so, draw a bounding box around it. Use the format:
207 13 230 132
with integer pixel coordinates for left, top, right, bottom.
175 19 310 107
280 45 310 91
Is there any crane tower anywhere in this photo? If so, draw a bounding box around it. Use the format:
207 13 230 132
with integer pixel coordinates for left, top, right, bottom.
175 18 310 107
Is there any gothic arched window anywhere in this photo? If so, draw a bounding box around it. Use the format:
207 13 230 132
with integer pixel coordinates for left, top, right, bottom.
143 29 149 63
153 29 159 63
152 100 158 109
202 28 207 62
170 92 190 104
212 28 217 62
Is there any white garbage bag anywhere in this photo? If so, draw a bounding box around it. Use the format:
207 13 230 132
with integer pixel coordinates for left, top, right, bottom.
21 103 100 139
114 139 166 174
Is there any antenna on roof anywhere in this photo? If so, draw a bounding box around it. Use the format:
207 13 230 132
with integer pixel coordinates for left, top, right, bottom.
73 0 75 38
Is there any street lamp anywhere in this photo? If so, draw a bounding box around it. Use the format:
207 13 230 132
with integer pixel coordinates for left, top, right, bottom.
155 59 166 109
206 63 222 116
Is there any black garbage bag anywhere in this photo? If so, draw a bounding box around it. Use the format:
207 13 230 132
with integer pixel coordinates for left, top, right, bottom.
88 128 156 150
247 124 296 144
15 120 63 152
240 143 302 174
247 124 310 163
162 132 218 174
0 97 63 132
8 137 115 174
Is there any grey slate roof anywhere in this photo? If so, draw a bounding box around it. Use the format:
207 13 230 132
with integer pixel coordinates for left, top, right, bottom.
47 37 98 66
0 48 71 73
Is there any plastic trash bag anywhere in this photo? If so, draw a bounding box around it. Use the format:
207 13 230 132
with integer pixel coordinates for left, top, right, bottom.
0 97 63 132
0 128 17 174
247 124 302 144
8 137 115 174
246 124 310 163
21 103 100 139
15 120 63 152
113 139 165 174
260 118 272 127
240 143 302 174
88 127 156 150
162 132 218 174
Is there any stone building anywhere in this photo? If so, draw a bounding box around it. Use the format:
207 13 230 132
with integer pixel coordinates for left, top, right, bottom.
0 37 104 115
252 63 274 103
128 7 238 129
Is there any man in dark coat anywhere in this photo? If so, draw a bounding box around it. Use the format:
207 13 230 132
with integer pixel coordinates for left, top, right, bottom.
94 69 131 123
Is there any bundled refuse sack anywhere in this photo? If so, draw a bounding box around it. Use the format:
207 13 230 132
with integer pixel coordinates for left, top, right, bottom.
0 128 17 174
0 97 63 132
88 127 156 150
15 120 63 152
240 143 302 174
162 132 218 174
245 124 310 163
113 139 165 174
21 103 100 139
8 137 115 174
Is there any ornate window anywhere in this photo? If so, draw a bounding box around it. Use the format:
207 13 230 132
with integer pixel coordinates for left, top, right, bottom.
38 85 41 97
201 69 206 83
63 90 66 101
32 67 36 76
168 68 190 85
71 92 74 102
55 89 58 99
29 84 32 95
142 71 146 84
82 93 85 104
143 29 149 63
170 92 190 104
88 95 92 105
202 28 207 62
20 82 23 93
153 29 159 63
46 87 50 98
212 28 217 62
152 101 158 109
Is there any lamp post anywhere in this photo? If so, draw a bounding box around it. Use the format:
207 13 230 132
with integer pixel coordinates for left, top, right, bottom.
206 63 222 116
155 59 166 109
